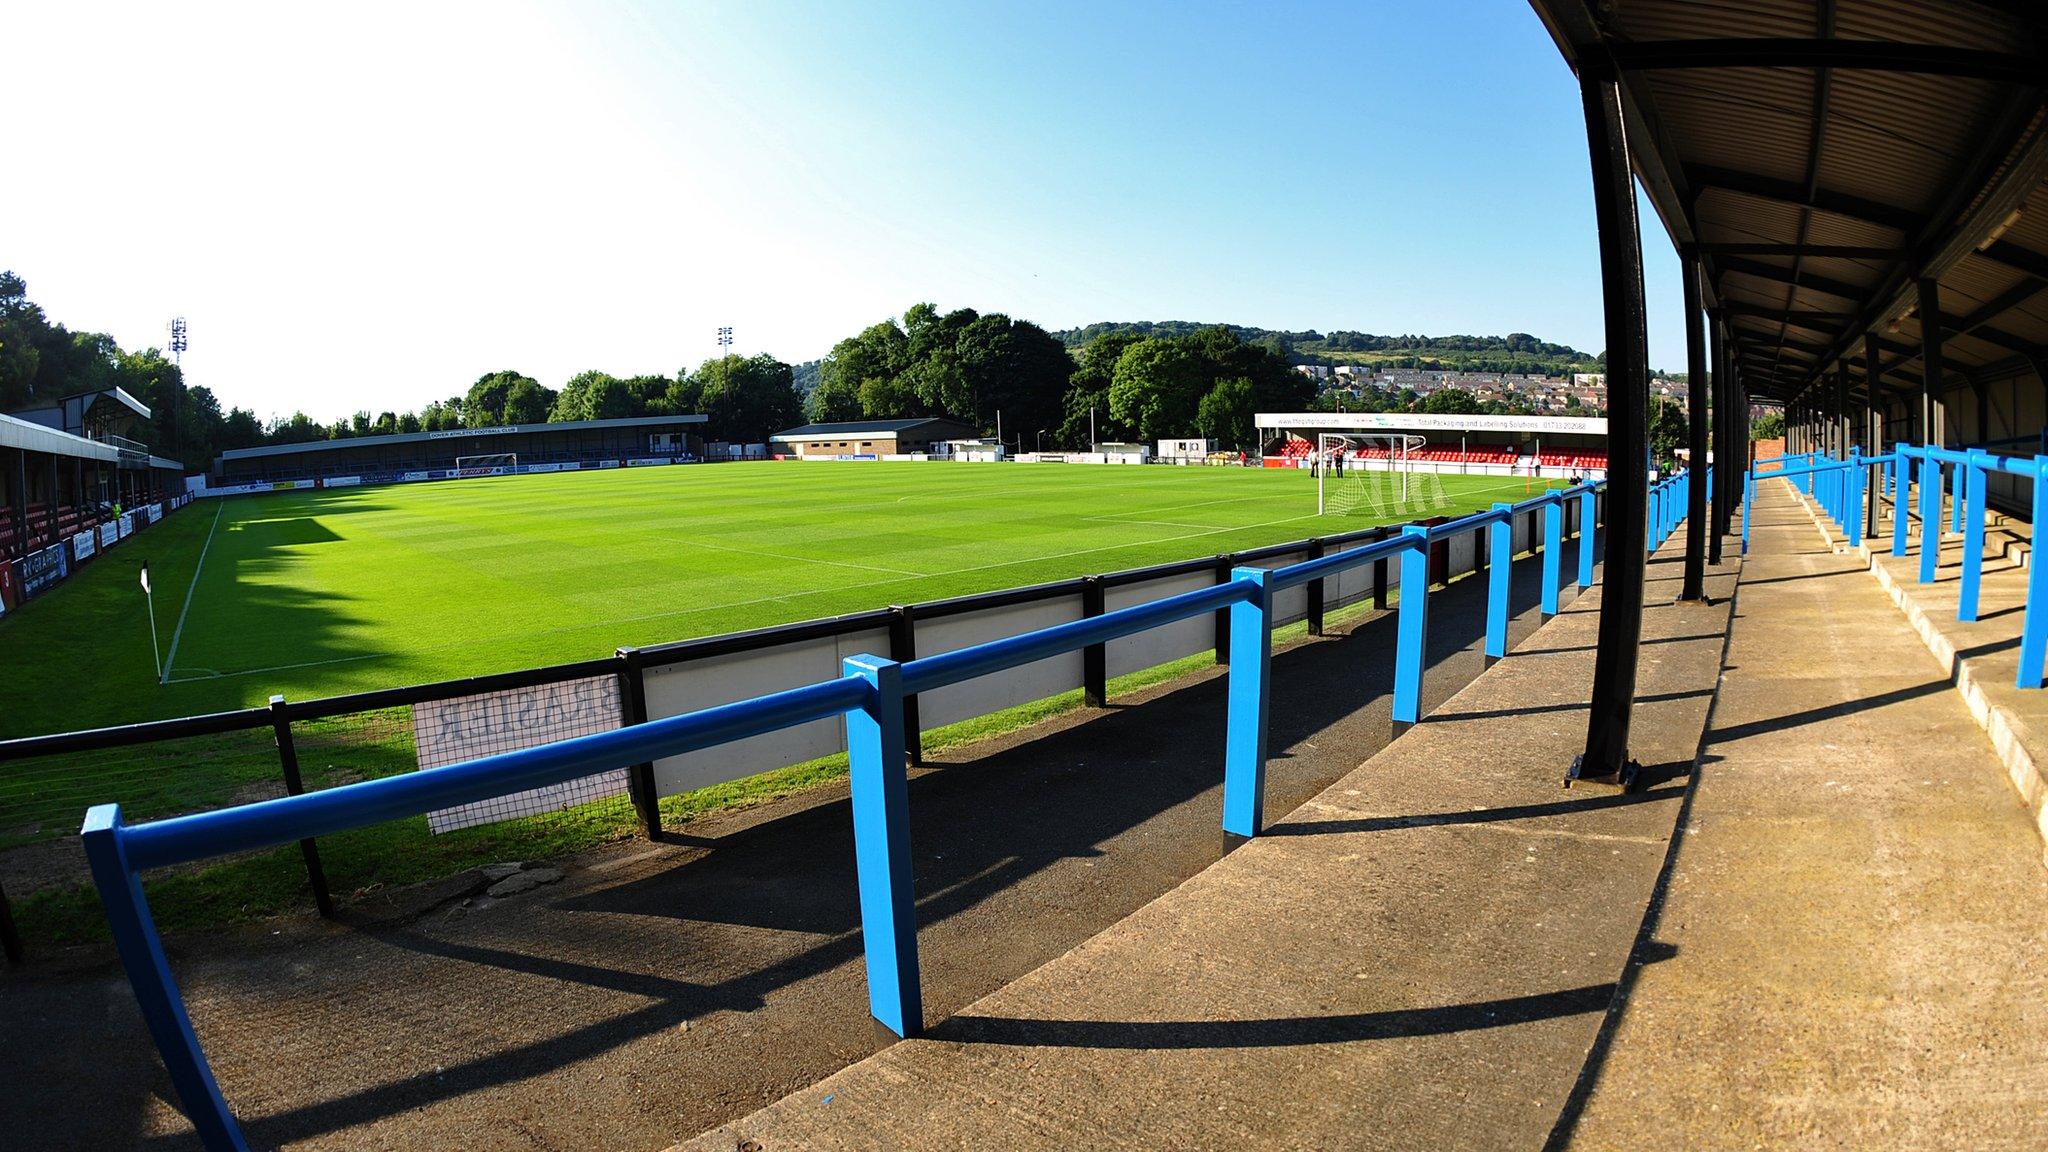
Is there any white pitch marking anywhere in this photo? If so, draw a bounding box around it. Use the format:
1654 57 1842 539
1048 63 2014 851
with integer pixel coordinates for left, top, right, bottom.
160 499 226 684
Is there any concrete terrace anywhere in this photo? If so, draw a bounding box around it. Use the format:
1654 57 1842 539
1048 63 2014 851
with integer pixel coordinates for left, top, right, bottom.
680 479 2048 1152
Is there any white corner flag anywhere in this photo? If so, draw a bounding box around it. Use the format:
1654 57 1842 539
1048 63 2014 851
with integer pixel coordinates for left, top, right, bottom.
141 561 162 683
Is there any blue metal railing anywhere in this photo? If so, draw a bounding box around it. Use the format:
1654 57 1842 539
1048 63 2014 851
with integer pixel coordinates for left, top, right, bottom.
82 479 1616 1152
1647 466 1708 555
1746 443 2046 691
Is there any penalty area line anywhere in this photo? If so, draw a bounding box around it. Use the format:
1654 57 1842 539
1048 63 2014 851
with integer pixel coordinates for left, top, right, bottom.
160 499 224 685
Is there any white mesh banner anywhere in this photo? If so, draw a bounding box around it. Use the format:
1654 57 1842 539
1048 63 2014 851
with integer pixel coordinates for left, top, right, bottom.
413 675 625 833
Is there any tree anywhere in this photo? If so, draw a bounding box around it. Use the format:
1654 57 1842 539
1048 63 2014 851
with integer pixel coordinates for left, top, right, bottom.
1422 387 1482 415
690 353 802 443
1650 398 1689 466
1108 338 1207 442
820 321 913 418
622 374 673 416
1195 377 1257 449
552 370 603 422
398 411 423 434
808 371 863 423
465 370 535 426
502 378 555 424
1057 331 1141 447
1752 410 1785 441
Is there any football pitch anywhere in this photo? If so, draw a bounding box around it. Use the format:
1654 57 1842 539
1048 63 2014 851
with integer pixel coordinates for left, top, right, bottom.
4 462 1554 738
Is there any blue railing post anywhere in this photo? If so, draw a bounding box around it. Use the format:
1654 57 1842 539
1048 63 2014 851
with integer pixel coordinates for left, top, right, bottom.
1391 526 1429 732
82 805 249 1152
1221 566 1273 839
1845 448 1864 547
1541 498 1562 615
840 654 923 1040
1576 486 1597 587
1891 445 1910 556
1919 449 1942 584
1950 457 1966 535
1959 452 1989 622
1485 504 1512 664
2021 460 2048 689
1742 467 1754 555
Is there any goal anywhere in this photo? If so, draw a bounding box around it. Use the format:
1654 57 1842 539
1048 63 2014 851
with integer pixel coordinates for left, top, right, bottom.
1316 433 1450 518
455 453 517 478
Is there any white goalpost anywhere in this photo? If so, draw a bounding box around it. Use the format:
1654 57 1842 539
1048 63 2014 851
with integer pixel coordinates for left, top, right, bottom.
1317 433 1430 516
455 453 518 477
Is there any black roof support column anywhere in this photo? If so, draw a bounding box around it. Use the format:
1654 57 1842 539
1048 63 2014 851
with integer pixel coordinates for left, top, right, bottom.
1918 278 1944 445
1570 61 1648 789
1865 331 1882 528
1836 361 1850 459
1710 311 1731 563
1681 248 1708 600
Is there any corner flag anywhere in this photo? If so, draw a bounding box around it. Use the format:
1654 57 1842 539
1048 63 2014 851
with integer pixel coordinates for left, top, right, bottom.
141 560 162 682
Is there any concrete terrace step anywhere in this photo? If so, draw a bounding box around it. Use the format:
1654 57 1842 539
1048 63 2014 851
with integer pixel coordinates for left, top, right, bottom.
677 533 1738 1151
1790 479 2048 863
1561 478 2048 1150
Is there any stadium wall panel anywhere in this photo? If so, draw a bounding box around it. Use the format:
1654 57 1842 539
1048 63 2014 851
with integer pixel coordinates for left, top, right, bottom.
914 599 1088 729
1240 550 1313 627
1104 572 1216 678
1328 555 1378 610
642 628 886 796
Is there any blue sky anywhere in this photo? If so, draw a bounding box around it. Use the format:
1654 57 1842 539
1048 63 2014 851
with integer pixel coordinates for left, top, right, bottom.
4 0 1685 418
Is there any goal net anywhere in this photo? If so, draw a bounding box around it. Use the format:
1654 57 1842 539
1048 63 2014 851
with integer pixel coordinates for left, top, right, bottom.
1317 433 1452 518
455 453 518 478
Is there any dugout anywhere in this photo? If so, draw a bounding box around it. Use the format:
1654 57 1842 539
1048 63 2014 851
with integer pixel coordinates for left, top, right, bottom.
209 414 709 487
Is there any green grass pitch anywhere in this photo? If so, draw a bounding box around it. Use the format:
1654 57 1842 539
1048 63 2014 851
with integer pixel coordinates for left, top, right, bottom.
0 461 1558 940
5 461 1553 738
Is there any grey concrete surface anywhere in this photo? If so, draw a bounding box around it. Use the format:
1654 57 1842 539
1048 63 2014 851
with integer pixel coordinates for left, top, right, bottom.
679 537 1738 1151
1560 480 2048 1151
3 539 1589 1152
1811 480 2047 861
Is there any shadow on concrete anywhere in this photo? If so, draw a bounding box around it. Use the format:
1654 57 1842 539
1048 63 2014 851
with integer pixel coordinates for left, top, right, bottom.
1266 787 1678 837
117 542 1593 1151
1705 679 1951 744
1423 687 1713 726
927 982 1621 1050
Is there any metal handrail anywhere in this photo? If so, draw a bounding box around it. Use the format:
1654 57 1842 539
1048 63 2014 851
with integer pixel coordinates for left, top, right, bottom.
81 476 1614 1152
1748 443 2045 690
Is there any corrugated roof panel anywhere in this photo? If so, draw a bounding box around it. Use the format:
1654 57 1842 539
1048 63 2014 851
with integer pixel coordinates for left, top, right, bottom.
1834 0 2035 52
1621 0 1819 40
1531 0 2045 400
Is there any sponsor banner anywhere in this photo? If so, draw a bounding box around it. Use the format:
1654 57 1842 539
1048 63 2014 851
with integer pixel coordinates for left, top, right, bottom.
118 513 135 538
823 453 880 462
593 460 621 469
428 425 516 440
401 469 450 482
0 560 16 613
20 542 71 598
99 521 119 548
325 476 362 488
520 462 578 474
625 457 681 467
414 676 626 834
72 531 96 563
267 479 314 492
456 465 510 478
